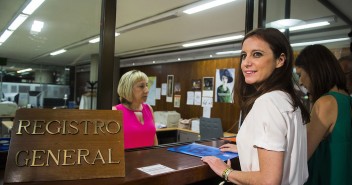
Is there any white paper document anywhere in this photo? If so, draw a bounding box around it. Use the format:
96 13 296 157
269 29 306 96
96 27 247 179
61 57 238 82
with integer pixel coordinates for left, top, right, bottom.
203 107 211 118
201 96 213 107
194 91 202 105
137 164 175 175
156 88 161 100
161 83 167 96
187 91 194 105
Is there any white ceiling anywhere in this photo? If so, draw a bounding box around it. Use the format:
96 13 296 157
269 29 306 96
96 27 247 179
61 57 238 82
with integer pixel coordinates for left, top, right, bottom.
0 0 351 69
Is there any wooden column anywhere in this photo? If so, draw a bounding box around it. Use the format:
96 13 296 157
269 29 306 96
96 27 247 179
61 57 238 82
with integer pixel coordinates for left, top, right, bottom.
97 0 116 109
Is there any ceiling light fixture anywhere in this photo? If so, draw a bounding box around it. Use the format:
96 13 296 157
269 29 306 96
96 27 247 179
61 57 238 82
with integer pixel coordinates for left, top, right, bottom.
50 49 67 56
291 37 350 47
289 21 330 31
22 0 45 15
216 50 241 55
266 19 304 29
183 35 244 47
8 14 29 31
0 30 14 43
31 20 44 32
88 37 100 44
89 32 120 43
269 16 336 31
0 0 45 45
17 68 32 73
183 0 236 14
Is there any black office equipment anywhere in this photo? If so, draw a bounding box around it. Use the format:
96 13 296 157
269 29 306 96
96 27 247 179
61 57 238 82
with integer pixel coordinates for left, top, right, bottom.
28 91 41 108
199 117 224 140
43 98 65 108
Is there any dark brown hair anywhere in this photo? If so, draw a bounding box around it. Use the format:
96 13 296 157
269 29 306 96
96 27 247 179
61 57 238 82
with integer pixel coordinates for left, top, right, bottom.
236 28 310 123
295 44 348 102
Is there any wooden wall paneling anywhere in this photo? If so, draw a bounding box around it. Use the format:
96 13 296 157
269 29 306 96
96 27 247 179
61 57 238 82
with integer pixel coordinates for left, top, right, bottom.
120 57 242 133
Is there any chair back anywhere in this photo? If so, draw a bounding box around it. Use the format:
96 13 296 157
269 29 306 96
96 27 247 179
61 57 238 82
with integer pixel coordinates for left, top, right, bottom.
199 117 223 140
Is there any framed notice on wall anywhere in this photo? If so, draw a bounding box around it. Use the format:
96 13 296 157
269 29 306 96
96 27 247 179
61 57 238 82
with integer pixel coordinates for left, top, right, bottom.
202 77 214 97
166 75 174 102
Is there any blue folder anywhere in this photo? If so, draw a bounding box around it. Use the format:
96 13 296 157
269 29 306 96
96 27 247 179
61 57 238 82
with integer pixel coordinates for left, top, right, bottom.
167 143 238 161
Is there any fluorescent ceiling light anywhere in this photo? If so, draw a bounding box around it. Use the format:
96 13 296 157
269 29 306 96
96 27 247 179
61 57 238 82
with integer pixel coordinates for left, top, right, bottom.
291 37 350 47
89 37 100 43
266 19 304 29
183 0 236 14
0 30 14 43
31 20 44 32
17 68 32 73
278 21 331 32
8 14 28 31
50 49 67 56
216 50 241 55
22 0 45 15
270 16 335 32
89 32 120 43
289 21 330 31
183 35 244 47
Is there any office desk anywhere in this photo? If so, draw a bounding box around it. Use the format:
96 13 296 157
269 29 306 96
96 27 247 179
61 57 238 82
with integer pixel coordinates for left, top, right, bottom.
3 139 239 185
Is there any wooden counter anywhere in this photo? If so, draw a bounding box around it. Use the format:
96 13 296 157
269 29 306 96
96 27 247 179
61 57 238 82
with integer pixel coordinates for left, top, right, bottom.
3 139 239 185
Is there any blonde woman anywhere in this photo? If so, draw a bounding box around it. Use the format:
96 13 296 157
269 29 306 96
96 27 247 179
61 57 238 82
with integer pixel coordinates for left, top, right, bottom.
112 70 158 149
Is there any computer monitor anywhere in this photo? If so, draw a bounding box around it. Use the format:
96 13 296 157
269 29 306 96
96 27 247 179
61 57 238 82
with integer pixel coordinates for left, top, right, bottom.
43 98 65 109
28 91 42 108
28 91 41 97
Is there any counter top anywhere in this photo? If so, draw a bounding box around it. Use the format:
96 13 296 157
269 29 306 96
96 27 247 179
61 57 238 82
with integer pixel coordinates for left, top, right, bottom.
4 139 239 185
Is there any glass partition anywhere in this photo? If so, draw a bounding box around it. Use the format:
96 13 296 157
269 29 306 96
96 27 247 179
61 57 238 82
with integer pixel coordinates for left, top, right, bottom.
0 0 102 107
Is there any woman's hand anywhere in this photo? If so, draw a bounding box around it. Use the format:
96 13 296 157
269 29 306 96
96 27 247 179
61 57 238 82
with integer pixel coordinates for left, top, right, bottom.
201 156 231 177
219 143 238 153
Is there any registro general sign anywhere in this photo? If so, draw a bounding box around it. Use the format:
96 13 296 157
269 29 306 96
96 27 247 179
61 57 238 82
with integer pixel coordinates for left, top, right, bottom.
4 109 125 183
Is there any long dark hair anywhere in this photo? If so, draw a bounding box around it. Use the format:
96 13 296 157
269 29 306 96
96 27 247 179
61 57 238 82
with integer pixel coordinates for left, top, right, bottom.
236 28 310 123
295 44 348 102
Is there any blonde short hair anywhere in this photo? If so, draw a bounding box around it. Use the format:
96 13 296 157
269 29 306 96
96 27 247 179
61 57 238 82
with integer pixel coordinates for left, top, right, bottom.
117 70 148 103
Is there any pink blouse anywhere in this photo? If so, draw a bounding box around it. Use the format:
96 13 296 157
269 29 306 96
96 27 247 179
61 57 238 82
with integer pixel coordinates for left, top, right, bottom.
114 104 156 149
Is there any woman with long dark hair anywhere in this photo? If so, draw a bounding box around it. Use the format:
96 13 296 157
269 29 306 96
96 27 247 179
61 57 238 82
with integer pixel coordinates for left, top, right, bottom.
202 28 310 184
295 44 351 185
